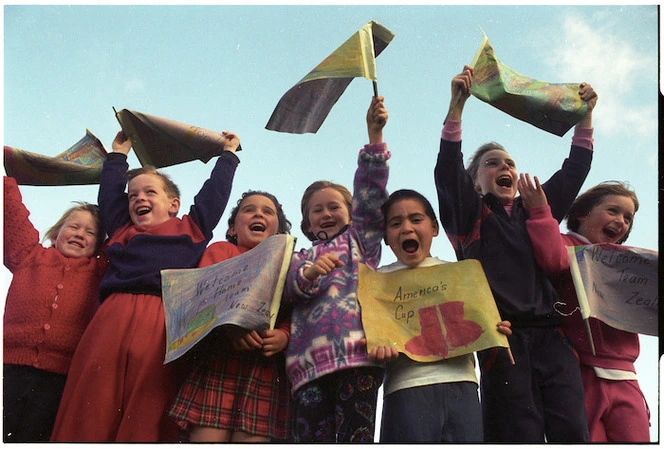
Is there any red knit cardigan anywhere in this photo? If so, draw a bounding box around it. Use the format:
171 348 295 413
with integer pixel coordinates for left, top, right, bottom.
3 177 109 375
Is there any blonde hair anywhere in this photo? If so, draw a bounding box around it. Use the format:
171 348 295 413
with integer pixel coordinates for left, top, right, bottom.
43 202 105 254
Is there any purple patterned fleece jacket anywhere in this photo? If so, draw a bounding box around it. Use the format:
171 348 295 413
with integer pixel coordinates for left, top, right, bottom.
284 142 390 394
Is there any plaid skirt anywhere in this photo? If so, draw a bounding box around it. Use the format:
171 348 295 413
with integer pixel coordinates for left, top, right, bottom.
169 347 292 441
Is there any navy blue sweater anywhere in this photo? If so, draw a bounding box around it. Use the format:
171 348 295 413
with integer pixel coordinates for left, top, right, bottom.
98 151 239 301
435 138 592 327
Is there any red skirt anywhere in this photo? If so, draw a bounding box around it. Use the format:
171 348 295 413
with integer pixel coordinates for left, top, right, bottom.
169 343 292 441
50 293 179 442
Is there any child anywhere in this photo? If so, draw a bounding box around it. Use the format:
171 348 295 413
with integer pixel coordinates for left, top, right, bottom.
169 190 293 442
519 176 650 442
3 176 108 442
435 65 597 442
284 96 390 442
375 188 511 442
50 129 241 442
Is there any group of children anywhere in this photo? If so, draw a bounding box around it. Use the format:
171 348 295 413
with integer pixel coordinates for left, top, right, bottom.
3 67 651 443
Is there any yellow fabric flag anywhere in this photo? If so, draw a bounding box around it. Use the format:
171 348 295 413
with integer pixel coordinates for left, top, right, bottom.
265 20 394 134
299 21 393 83
358 260 509 363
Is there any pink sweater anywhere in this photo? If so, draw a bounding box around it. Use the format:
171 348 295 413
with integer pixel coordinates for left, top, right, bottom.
3 177 108 375
525 204 640 372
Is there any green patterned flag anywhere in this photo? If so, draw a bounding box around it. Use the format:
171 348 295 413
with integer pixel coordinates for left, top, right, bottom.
470 30 587 136
3 130 107 186
266 20 394 134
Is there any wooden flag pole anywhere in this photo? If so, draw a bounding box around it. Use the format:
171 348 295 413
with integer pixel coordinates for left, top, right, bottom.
373 80 379 98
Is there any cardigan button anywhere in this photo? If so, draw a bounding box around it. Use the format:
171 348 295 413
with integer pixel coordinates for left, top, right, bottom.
65 265 71 271
52 303 59 310
33 360 40 368
57 284 64 289
43 324 51 331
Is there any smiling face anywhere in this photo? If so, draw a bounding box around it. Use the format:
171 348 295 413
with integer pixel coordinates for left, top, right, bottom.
475 149 518 205
51 210 99 258
306 187 351 240
228 194 280 249
577 194 635 244
127 173 180 227
385 198 439 268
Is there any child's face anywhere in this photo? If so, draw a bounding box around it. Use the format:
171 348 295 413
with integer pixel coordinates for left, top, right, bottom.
127 173 180 227
51 210 99 258
475 149 518 205
228 194 280 249
307 188 351 240
577 194 635 244
385 198 438 268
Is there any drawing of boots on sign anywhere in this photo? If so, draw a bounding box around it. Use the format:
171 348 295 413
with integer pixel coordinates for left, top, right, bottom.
404 305 449 358
439 301 483 348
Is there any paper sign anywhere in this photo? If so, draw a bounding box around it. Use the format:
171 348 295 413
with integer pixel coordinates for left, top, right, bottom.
357 260 509 363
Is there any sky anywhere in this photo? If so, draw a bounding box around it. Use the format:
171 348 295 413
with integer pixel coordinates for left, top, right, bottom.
1 2 660 442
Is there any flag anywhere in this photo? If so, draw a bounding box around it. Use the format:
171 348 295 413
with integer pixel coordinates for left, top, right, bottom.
161 234 296 364
115 108 241 169
3 129 107 186
469 30 588 136
265 20 394 134
567 244 658 342
357 260 509 363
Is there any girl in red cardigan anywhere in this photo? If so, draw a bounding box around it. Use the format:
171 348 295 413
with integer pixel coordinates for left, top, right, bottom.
169 190 293 442
3 176 108 442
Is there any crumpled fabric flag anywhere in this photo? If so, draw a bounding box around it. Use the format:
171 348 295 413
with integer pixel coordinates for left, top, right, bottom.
567 244 658 348
265 20 394 134
115 109 241 168
3 129 107 186
469 30 588 136
357 260 509 363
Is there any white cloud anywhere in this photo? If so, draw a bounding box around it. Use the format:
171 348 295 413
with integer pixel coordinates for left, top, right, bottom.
542 11 657 140
124 77 145 94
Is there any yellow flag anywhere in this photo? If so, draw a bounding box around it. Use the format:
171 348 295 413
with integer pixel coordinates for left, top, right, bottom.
299 21 393 83
265 20 394 134
358 260 509 363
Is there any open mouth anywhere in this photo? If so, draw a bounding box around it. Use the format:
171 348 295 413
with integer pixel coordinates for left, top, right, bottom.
496 174 513 188
250 223 266 232
603 227 618 239
68 241 84 248
321 222 336 229
401 239 419 254
136 206 151 216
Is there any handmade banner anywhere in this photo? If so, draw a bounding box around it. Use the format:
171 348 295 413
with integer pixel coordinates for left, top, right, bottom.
115 108 241 169
468 30 588 136
265 20 394 134
567 244 658 340
357 260 509 363
161 234 296 364
4 129 107 186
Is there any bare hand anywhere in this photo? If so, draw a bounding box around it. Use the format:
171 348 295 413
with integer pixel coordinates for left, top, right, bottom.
303 253 344 281
367 344 399 363
367 96 388 143
496 320 512 336
112 130 132 155
225 326 263 352
221 131 241 153
448 65 474 120
517 173 547 209
578 82 598 113
261 329 288 357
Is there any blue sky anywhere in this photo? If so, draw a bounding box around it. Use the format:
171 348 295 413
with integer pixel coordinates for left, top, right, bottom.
2 3 659 441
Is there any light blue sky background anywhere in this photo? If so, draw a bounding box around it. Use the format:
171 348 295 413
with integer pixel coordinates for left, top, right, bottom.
2 3 659 442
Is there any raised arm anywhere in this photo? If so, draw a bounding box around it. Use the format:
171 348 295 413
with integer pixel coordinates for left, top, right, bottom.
518 173 571 276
